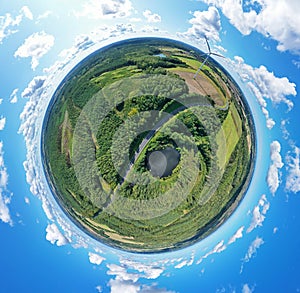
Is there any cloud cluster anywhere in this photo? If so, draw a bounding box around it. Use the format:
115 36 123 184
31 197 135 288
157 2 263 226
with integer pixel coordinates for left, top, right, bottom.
174 253 195 269
89 252 105 265
14 31 55 70
231 56 296 129
285 145 300 194
267 141 284 194
280 119 290 140
0 6 33 44
75 0 133 19
0 141 12 225
19 73 82 247
195 192 271 267
242 237 264 263
107 261 173 293
228 226 244 244
196 240 226 264
46 223 69 246
20 6 33 20
21 76 46 98
242 283 254 293
143 10 161 23
247 194 269 233
241 236 264 273
200 0 300 54
44 23 134 76
180 6 221 42
36 11 52 22
292 60 300 69
195 192 270 266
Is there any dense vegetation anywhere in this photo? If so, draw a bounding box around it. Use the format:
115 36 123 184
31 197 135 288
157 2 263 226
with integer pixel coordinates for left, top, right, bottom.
42 38 255 252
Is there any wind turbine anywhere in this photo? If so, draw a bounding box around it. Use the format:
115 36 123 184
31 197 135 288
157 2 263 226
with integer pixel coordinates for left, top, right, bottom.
193 36 225 79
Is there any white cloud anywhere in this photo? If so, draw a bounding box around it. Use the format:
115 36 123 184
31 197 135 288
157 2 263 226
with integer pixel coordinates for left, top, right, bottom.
119 259 164 280
214 44 227 53
0 116 6 131
108 278 140 293
14 31 55 70
0 6 33 44
88 252 105 265
0 191 11 225
0 98 3 105
267 141 284 194
107 262 174 293
107 263 140 283
96 285 102 292
58 35 95 59
9 88 18 104
285 145 300 194
196 240 226 264
20 6 33 21
37 11 52 21
0 13 22 43
179 6 221 42
21 76 46 98
247 194 269 233
228 226 244 244
45 223 69 246
24 197 30 204
143 10 161 23
140 25 160 33
281 119 290 140
230 56 296 129
75 0 133 19
200 0 300 54
244 237 264 262
42 199 54 221
292 60 300 69
0 167 9 188
43 34 94 75
242 284 254 293
18 47 95 251
174 253 195 269
241 237 264 273
0 141 12 225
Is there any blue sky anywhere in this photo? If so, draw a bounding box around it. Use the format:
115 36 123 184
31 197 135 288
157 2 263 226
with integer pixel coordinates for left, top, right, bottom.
0 1 300 292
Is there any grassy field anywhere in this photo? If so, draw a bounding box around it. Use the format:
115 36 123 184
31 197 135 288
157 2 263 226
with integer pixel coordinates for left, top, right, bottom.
174 55 213 73
60 110 73 157
216 102 242 169
168 67 196 73
91 65 142 87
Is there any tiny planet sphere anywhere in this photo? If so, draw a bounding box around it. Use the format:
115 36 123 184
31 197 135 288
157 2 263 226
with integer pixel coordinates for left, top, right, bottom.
41 37 256 253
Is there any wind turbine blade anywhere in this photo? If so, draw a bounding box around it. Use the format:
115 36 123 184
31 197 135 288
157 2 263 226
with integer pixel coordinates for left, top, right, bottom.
205 36 211 53
211 52 225 58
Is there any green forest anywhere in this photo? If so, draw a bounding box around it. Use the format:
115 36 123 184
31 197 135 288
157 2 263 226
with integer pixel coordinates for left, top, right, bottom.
42 38 255 252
